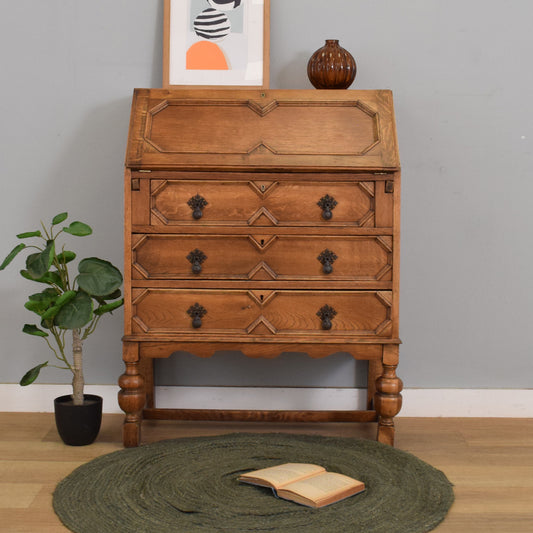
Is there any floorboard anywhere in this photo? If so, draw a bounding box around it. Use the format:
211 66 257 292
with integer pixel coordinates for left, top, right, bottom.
0 413 531 532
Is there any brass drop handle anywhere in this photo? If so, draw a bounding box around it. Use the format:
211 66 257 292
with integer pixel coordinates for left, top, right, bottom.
187 303 207 329
317 249 337 274
187 194 208 220
317 304 337 330
317 194 337 220
187 249 207 274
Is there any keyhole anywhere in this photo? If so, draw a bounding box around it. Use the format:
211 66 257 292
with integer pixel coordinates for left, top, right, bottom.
260 294 264 302
261 185 265 192
260 239 265 246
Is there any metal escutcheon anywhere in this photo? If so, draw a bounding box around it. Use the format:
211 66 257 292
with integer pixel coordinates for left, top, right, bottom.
317 194 338 220
316 304 337 330
187 194 208 220
187 303 207 328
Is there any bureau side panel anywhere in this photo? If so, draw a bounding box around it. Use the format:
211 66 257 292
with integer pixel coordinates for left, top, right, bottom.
392 171 401 338
124 168 133 336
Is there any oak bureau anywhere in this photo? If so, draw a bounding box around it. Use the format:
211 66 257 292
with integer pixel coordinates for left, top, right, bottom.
119 89 402 447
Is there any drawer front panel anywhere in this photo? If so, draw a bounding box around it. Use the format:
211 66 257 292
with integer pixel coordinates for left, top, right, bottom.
132 289 392 337
150 180 380 227
132 234 392 281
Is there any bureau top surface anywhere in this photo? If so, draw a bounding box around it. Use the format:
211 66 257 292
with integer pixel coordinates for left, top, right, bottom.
125 89 400 172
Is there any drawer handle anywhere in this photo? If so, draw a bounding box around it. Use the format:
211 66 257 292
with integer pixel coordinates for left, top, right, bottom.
187 249 207 274
317 304 337 330
187 194 208 220
317 194 337 220
187 303 207 328
317 249 337 274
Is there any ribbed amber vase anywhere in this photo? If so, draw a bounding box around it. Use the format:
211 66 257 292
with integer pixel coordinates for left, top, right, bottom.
307 39 357 89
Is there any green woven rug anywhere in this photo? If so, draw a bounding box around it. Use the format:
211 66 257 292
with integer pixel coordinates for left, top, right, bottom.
53 433 454 533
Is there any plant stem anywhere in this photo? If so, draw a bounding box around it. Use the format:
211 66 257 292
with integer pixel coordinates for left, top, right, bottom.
40 221 51 241
82 314 101 341
71 329 84 405
45 334 72 373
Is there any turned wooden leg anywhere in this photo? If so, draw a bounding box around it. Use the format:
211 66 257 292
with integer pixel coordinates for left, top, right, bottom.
118 342 146 447
374 346 403 446
139 355 155 409
367 359 383 410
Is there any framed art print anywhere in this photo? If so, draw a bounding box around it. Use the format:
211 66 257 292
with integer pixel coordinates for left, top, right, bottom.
163 0 270 89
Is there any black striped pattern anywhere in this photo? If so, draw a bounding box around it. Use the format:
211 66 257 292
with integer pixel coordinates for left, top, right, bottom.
208 0 241 9
193 8 231 41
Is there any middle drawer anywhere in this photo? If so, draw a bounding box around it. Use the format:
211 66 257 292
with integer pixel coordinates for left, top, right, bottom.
132 234 392 282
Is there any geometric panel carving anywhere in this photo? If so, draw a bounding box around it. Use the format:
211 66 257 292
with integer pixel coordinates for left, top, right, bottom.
248 262 278 280
248 207 279 226
245 316 277 335
146 99 381 157
247 235 277 251
248 181 279 198
247 290 277 306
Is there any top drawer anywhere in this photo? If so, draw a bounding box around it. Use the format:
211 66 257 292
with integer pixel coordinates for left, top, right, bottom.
131 178 394 228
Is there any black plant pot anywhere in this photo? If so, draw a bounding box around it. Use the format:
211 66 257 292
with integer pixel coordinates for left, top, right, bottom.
54 394 103 446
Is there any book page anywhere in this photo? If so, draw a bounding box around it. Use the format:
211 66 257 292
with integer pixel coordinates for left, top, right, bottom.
278 472 364 503
239 463 325 489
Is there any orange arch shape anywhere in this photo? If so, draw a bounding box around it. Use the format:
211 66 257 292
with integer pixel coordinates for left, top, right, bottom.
186 41 229 70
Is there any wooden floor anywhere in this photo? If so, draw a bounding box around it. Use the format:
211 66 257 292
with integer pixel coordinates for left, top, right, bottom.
0 414 532 532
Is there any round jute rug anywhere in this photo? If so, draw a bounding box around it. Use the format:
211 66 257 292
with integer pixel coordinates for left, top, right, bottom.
53 433 454 533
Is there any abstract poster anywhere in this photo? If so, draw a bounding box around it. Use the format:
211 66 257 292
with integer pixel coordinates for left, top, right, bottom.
164 0 269 88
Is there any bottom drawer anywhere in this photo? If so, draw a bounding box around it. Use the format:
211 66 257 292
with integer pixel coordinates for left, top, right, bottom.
132 289 392 337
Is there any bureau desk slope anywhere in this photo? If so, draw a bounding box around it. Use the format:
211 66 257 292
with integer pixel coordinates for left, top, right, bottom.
120 89 402 447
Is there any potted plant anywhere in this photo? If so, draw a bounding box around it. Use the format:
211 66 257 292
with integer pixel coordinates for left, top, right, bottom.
0 212 123 445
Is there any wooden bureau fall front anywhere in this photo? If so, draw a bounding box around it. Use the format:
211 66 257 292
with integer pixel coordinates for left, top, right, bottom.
120 89 403 447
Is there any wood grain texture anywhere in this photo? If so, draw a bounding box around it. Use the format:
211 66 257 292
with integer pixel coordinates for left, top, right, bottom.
122 90 402 447
143 409 378 423
131 289 392 337
132 234 392 282
126 89 400 170
148 178 380 227
1 414 532 532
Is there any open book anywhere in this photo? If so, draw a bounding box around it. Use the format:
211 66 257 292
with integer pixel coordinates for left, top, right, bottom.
238 463 365 508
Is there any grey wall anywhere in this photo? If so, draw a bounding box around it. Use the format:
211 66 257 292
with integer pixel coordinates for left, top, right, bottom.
1 1 531 390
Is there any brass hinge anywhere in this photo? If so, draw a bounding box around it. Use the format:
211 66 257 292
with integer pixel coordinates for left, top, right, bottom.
385 180 394 193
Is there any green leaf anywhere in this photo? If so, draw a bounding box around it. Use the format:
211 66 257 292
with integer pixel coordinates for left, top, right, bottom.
63 221 92 236
24 289 58 315
94 298 124 316
103 289 122 300
54 291 93 329
76 257 122 297
28 288 57 301
55 290 77 306
52 212 68 225
16 231 41 239
56 251 76 264
41 290 77 320
20 269 64 289
0 243 26 270
95 289 122 305
20 362 48 386
25 240 55 279
41 318 54 330
41 306 60 320
22 324 49 337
